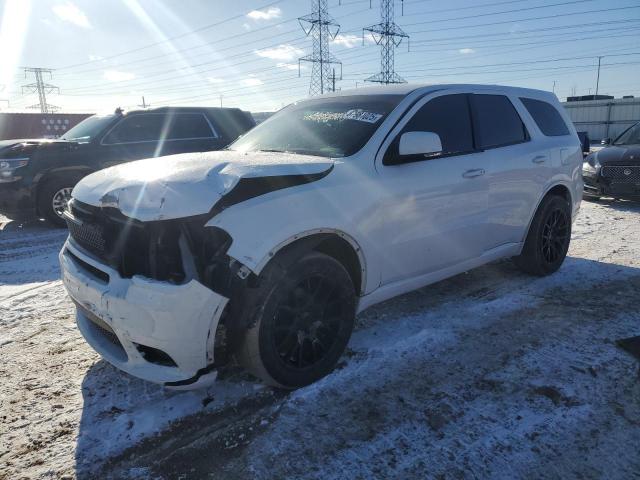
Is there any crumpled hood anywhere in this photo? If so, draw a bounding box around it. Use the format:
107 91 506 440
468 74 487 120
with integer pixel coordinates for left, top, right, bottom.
72 150 334 221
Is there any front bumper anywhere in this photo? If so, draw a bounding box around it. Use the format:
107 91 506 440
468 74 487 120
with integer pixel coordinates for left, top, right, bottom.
60 239 228 388
583 170 640 199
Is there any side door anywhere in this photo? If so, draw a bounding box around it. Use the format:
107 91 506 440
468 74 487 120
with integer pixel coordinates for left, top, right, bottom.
97 114 166 168
374 93 489 286
469 93 545 248
159 113 226 156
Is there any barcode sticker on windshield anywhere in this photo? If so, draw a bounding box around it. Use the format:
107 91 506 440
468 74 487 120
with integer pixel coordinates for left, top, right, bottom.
344 109 383 123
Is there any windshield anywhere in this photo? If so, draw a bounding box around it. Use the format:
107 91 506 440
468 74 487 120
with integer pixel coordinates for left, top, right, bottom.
60 114 116 142
614 122 640 146
229 95 404 158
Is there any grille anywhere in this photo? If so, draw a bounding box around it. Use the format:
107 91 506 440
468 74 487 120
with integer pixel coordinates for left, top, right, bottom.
601 166 640 183
67 217 107 256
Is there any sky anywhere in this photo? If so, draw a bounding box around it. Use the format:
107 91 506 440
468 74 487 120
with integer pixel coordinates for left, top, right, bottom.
0 0 639 113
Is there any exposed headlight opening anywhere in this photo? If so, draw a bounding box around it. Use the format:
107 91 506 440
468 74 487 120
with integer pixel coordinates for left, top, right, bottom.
0 158 29 181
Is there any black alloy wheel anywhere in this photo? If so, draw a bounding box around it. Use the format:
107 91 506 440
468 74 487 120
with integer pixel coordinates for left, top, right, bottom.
271 275 346 369
514 194 572 276
236 250 356 389
540 207 570 264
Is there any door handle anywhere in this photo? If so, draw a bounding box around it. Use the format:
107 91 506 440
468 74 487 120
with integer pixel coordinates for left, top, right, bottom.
462 168 485 178
532 155 547 164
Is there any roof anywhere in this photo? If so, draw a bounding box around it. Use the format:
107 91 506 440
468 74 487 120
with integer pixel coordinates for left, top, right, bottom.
122 106 245 115
320 83 556 99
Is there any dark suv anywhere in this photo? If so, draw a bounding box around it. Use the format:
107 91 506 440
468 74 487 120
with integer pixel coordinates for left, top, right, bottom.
583 121 640 200
0 106 255 225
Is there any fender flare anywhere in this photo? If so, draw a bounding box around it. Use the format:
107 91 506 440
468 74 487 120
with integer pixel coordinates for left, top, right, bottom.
240 227 368 296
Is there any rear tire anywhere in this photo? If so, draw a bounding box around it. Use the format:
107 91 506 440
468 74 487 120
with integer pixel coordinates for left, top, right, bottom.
236 250 356 389
514 195 571 276
37 177 79 227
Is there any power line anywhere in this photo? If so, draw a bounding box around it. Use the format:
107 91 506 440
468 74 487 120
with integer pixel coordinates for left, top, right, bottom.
55 0 289 70
403 4 640 34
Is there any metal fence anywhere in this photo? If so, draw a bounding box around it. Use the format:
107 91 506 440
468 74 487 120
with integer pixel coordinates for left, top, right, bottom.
562 98 640 142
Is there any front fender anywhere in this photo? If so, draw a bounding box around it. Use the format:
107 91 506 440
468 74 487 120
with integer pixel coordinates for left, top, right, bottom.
205 188 379 295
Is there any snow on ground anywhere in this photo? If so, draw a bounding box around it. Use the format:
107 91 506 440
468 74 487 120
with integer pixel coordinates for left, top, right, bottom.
1 200 640 479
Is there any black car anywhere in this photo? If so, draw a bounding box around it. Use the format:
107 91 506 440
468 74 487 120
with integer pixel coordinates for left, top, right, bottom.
583 121 640 200
0 106 255 226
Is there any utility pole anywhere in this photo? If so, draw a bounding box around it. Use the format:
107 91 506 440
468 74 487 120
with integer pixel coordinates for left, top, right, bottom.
220 95 223 108
552 80 556 94
21 67 59 113
298 0 341 96
138 96 149 108
364 0 409 84
595 55 603 97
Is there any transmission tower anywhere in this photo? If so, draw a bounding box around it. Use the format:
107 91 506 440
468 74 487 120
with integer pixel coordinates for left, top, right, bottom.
298 0 342 96
22 67 59 113
364 0 409 84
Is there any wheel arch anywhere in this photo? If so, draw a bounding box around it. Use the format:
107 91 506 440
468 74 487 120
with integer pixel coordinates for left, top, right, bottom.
34 167 94 214
253 229 367 296
521 182 573 246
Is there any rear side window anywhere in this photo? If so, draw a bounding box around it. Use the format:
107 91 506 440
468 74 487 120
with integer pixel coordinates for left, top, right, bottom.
472 94 528 149
401 94 474 156
520 97 570 136
168 114 216 139
103 114 164 144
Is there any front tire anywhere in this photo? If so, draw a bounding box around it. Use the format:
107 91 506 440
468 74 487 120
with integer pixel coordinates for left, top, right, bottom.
236 250 356 389
514 194 572 276
38 177 78 227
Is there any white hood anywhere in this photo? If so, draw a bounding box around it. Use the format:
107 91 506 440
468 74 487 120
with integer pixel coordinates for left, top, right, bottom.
72 150 334 221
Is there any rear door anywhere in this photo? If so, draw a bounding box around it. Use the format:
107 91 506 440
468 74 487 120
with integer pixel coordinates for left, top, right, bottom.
469 93 540 249
374 92 489 285
159 112 225 156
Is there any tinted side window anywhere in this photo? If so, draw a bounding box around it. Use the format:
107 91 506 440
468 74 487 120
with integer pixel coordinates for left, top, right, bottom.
401 94 474 156
168 114 216 139
472 94 528 149
103 115 165 144
520 97 570 136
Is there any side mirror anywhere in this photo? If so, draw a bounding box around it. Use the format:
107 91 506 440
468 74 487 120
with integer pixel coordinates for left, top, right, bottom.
399 131 443 157
601 137 611 146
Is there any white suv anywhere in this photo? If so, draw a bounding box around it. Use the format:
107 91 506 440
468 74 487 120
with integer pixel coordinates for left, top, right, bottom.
60 84 582 389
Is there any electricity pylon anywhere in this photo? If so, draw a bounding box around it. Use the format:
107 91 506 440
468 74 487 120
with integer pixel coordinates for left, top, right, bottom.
364 0 409 84
22 67 59 113
298 0 342 96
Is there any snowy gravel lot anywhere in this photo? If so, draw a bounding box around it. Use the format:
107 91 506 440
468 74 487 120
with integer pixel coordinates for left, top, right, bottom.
1 200 639 479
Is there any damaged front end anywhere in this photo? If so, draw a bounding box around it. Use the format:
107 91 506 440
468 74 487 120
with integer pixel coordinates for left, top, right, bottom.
61 199 250 388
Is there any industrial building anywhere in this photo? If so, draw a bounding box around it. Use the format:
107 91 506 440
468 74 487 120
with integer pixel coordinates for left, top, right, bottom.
562 96 640 142
0 113 92 141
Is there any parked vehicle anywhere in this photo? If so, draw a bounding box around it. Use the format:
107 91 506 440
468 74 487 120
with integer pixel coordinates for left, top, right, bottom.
60 84 583 389
583 121 640 200
576 131 590 157
0 107 255 226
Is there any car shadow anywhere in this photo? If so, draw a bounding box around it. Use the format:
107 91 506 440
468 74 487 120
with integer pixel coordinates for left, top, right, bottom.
74 255 640 478
1 217 58 231
74 359 264 479
583 197 640 213
0 218 67 286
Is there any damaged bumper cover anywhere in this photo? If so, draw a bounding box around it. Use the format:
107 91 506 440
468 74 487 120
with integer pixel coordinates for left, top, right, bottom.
60 239 228 388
